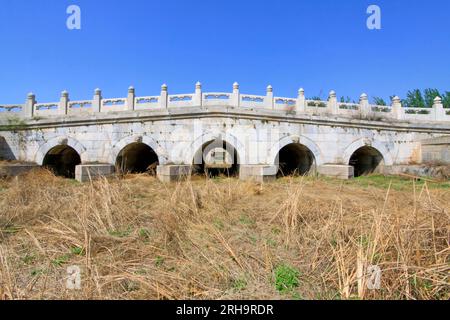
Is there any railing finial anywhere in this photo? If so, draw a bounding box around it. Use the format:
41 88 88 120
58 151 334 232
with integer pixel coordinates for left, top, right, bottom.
161 84 168 92
434 96 442 104
267 85 273 93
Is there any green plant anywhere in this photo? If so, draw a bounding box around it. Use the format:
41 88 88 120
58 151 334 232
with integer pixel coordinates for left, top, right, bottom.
51 254 70 267
155 256 165 267
373 97 387 106
108 227 132 238
424 88 441 108
71 246 84 256
442 91 450 108
231 278 247 291
404 89 425 108
138 228 151 240
274 264 300 293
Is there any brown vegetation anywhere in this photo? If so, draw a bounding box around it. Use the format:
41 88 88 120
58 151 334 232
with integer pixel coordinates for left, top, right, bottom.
0 170 448 300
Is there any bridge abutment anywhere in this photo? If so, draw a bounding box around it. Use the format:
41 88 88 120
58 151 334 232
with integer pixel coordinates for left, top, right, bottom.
239 165 278 183
157 165 192 183
317 165 355 180
75 164 115 183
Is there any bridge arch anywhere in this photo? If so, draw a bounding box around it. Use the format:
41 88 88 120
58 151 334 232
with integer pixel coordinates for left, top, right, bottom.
343 138 393 177
110 135 167 165
110 135 167 174
268 135 323 168
183 131 246 166
36 137 86 178
36 136 87 166
343 138 394 167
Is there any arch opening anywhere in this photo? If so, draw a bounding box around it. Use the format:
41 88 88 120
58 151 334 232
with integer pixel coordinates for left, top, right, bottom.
43 145 81 178
349 146 384 177
116 143 159 175
276 143 316 177
192 140 239 177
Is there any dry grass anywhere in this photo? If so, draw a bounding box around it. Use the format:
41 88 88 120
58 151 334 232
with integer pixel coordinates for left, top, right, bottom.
0 169 448 300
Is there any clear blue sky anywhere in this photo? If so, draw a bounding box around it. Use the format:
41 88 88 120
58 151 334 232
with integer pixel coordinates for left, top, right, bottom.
0 0 449 104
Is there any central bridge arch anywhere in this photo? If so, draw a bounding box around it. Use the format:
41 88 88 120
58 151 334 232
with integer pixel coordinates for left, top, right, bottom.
110 135 168 173
268 135 323 172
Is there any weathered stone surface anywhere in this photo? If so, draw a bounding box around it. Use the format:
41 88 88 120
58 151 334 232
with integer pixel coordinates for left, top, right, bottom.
75 164 115 183
421 137 450 164
0 163 39 178
239 165 277 183
318 165 355 180
157 165 192 182
0 85 449 182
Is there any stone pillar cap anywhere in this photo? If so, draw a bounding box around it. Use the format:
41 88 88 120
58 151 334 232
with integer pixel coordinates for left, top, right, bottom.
161 84 168 91
233 82 239 89
267 85 273 92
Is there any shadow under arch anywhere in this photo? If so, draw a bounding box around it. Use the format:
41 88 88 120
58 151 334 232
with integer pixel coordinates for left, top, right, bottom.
115 142 159 175
349 146 385 177
43 145 81 178
275 143 317 177
0 136 16 160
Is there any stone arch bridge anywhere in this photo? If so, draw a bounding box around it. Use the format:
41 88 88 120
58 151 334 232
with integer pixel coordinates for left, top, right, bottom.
0 83 449 182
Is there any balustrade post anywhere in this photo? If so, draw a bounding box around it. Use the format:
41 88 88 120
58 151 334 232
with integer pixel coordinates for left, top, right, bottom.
265 85 274 109
432 96 445 121
194 82 202 107
93 88 102 113
328 90 338 114
59 90 69 115
24 92 35 118
391 96 403 120
296 88 306 113
360 93 370 116
160 84 168 109
127 86 135 111
232 82 240 108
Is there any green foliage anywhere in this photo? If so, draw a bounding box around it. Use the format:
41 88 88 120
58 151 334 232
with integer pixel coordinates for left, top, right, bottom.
372 97 387 106
155 256 165 267
51 254 71 267
274 264 300 293
71 246 85 256
424 88 441 108
340 96 351 103
404 89 425 108
442 91 450 108
403 88 445 108
231 277 247 291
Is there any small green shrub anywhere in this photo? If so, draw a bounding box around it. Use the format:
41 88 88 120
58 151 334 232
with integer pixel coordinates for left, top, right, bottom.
274 264 300 293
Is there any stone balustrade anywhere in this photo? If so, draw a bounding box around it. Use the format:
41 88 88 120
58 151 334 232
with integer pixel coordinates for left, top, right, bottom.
0 83 448 122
